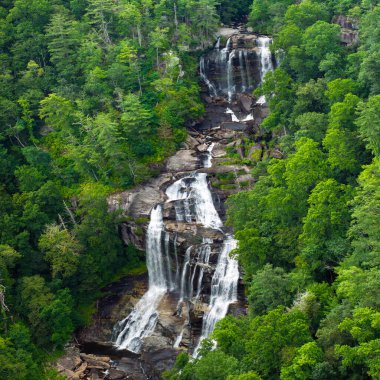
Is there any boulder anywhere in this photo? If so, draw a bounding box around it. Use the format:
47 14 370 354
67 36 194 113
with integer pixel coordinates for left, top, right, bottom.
108 174 171 218
196 143 208 152
218 27 239 39
268 148 283 159
108 369 126 380
166 150 199 172
186 135 200 149
74 362 87 377
141 348 179 376
57 356 80 371
80 354 110 370
212 143 228 158
221 121 247 131
237 93 253 113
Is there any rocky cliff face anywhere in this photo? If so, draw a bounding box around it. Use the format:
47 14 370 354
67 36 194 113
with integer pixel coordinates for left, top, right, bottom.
333 15 359 46
58 29 273 380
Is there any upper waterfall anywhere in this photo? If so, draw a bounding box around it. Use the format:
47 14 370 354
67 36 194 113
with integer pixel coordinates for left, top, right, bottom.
199 32 274 102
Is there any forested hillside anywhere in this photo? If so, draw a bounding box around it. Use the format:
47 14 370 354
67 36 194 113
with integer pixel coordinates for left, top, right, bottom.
0 1 220 378
1 0 380 379
164 0 380 379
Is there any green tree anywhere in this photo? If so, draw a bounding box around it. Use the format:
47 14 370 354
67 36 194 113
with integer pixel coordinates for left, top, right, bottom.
244 307 312 378
46 12 81 81
86 0 115 47
194 351 239 380
336 308 380 378
299 179 353 273
227 372 262 380
323 94 362 175
280 342 323 380
356 95 380 157
346 159 380 268
212 315 249 360
39 289 74 348
294 112 328 143
325 78 358 105
38 224 81 279
39 94 76 132
284 1 329 29
248 264 295 315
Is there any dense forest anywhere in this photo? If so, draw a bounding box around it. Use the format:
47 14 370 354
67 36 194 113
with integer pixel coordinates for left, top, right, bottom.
0 0 379 379
0 0 219 378
164 0 380 379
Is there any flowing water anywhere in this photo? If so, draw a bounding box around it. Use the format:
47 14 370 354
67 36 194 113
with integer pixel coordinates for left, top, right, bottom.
257 36 273 80
194 236 239 356
113 206 167 352
256 36 274 104
166 172 223 230
200 36 259 100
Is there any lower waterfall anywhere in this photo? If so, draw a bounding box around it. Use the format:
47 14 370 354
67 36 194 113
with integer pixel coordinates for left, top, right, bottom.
194 236 239 356
112 205 168 352
112 145 240 355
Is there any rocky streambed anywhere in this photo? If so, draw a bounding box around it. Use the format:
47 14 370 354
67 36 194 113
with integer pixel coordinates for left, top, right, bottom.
56 28 276 380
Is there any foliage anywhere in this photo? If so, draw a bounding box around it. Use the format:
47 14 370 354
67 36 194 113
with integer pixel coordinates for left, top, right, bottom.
0 0 218 374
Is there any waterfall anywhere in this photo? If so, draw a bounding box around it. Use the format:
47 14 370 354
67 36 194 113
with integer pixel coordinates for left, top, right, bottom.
257 36 273 82
195 240 212 299
226 107 240 122
239 50 247 92
203 143 214 168
113 206 168 353
227 50 236 102
179 246 192 302
173 328 185 348
214 36 221 50
166 173 222 230
194 236 239 357
200 34 274 103
200 56 218 97
256 36 274 105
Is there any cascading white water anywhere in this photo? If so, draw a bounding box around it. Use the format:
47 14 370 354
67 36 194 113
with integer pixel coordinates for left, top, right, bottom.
113 206 168 352
257 36 273 80
226 107 240 122
179 246 192 302
194 236 239 357
239 50 247 92
256 36 274 105
166 173 222 230
200 56 218 97
194 240 212 300
200 35 262 101
214 36 221 50
227 50 236 102
203 143 215 168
